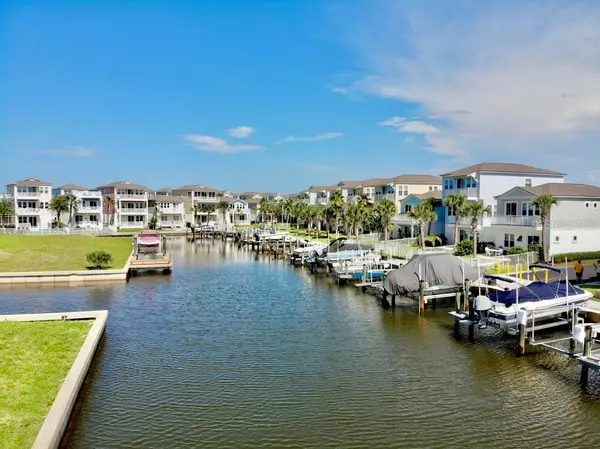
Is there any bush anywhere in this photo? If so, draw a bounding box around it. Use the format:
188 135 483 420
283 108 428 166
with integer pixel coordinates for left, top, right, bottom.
553 251 600 263
86 250 113 269
528 243 543 261
454 239 473 256
507 246 526 255
477 241 496 254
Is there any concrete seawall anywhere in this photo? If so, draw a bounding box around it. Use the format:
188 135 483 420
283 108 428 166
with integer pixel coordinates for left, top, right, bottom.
0 310 108 449
0 251 133 285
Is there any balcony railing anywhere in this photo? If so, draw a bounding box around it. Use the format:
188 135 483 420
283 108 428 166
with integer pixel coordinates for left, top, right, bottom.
446 216 492 227
16 207 41 213
490 215 540 227
79 206 101 212
444 187 478 198
392 214 415 224
119 207 148 213
117 193 147 199
15 192 41 197
316 197 329 205
375 193 395 201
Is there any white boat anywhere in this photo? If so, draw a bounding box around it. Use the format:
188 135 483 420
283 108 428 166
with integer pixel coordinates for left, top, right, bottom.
475 264 592 330
294 242 327 255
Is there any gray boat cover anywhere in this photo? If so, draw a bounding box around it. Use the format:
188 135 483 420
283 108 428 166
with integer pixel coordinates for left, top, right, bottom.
383 253 479 295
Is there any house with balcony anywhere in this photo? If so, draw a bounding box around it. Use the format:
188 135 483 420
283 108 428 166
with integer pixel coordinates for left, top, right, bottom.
97 181 149 229
172 184 224 224
6 178 53 229
298 185 336 206
148 195 185 229
387 174 442 208
492 183 600 256
392 190 444 238
52 184 103 229
153 187 173 196
440 162 565 243
228 199 251 226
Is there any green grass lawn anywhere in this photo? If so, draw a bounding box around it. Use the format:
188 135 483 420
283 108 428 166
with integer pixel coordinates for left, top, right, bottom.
0 235 132 272
0 320 92 448
117 228 144 233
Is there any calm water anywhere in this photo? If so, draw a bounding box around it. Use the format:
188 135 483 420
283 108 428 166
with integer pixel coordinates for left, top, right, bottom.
2 238 600 448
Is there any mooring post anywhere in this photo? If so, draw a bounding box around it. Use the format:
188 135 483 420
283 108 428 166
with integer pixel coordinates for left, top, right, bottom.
464 278 471 311
468 295 475 343
454 292 461 336
391 295 396 308
455 292 461 312
580 325 593 388
569 304 578 353
517 309 527 357
419 280 425 314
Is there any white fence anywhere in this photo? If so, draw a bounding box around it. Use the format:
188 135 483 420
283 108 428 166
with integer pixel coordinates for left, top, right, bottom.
465 251 540 273
1 227 114 236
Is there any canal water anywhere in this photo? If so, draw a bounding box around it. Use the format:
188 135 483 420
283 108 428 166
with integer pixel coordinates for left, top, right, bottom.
2 238 600 448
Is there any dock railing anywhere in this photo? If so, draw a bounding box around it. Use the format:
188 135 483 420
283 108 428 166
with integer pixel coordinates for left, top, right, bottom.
467 251 540 277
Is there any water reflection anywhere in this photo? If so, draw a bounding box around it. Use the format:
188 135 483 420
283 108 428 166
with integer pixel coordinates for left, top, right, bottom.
1 239 599 448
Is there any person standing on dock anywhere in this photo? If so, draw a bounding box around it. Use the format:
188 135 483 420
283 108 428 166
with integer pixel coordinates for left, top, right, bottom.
575 260 584 284
594 260 600 281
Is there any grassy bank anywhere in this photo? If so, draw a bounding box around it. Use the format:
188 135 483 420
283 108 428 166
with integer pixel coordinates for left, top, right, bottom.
0 320 92 448
0 235 132 272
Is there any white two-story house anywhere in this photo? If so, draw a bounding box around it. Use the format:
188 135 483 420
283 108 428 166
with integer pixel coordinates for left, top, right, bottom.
380 174 441 209
493 183 600 256
172 184 223 225
298 186 335 206
6 178 53 229
53 184 103 229
97 181 149 230
228 199 251 226
440 162 565 243
148 195 185 229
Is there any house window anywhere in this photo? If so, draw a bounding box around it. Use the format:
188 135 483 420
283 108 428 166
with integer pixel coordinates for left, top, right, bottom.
443 179 454 190
554 236 560 243
572 235 578 243
404 205 413 213
447 205 456 216
492 205 497 216
527 236 540 246
521 202 540 216
594 202 598 208
525 178 532 187
504 233 515 248
585 202 590 208
505 202 518 216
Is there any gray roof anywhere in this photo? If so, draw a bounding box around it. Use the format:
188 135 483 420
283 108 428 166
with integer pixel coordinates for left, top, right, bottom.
415 190 442 200
337 180 363 188
172 184 220 192
56 183 88 191
149 194 185 203
441 162 565 177
361 178 394 187
304 185 336 192
97 181 148 190
391 174 442 185
525 183 600 198
9 177 51 187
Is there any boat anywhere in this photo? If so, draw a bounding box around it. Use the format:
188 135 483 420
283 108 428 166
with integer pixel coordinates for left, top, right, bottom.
293 241 328 255
135 231 165 256
477 264 592 330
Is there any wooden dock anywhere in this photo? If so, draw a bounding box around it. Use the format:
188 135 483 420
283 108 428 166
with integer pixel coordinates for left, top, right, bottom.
129 254 173 274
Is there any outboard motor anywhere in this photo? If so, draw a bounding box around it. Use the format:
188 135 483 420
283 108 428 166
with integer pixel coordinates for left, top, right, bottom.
474 295 492 329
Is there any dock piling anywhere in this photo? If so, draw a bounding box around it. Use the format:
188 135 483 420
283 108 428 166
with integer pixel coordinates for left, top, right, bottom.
579 325 593 387
418 280 425 314
517 309 527 356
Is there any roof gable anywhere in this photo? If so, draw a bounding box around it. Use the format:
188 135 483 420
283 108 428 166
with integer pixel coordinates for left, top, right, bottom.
441 162 565 177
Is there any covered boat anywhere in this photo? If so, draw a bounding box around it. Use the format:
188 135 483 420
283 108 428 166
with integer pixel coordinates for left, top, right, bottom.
136 231 163 255
383 253 479 296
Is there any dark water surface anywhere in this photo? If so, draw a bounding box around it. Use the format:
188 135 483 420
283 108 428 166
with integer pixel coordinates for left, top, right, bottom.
2 238 600 448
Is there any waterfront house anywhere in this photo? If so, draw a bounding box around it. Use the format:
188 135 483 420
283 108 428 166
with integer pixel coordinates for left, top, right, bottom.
440 162 565 243
97 181 149 230
52 184 103 229
148 195 186 229
171 184 223 225
153 187 173 196
5 178 53 230
393 190 444 238
298 185 336 206
493 183 600 256
228 199 251 226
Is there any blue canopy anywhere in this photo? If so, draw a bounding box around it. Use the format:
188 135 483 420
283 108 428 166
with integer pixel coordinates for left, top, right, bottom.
489 281 586 306
529 264 562 273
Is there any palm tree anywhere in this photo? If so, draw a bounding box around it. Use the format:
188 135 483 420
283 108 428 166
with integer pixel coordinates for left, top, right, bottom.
356 192 371 208
204 203 217 223
217 201 229 231
532 194 557 262
344 203 364 237
64 192 80 227
258 197 270 223
190 202 202 225
443 193 467 244
422 197 439 236
283 197 295 224
464 201 492 257
407 203 438 249
104 195 115 226
328 190 345 238
49 195 69 228
0 199 14 229
312 205 325 238
375 199 397 241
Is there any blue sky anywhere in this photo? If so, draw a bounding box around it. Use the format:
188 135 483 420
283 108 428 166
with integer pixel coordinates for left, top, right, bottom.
2 0 600 192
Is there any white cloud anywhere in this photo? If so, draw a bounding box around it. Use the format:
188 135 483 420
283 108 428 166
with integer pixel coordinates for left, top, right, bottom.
334 1 600 177
184 134 263 153
228 126 255 138
37 147 96 157
380 116 438 135
380 116 465 155
277 132 343 144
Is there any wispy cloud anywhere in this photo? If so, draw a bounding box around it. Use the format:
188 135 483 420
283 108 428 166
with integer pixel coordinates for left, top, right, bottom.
185 134 263 153
277 132 343 144
36 147 96 157
228 126 255 138
334 1 600 177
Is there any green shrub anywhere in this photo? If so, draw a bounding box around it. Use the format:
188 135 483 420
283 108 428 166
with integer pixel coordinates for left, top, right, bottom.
454 239 473 256
507 246 526 255
86 250 113 269
528 243 543 261
553 251 600 263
